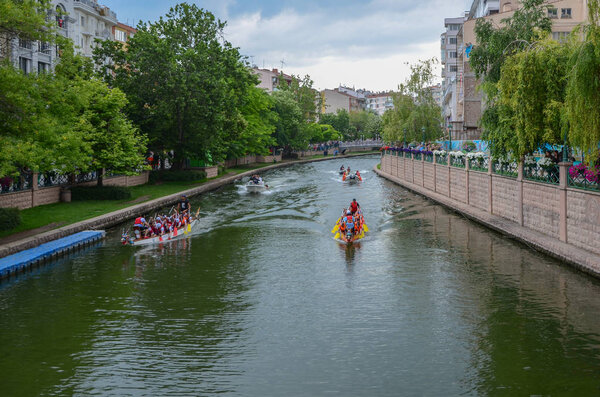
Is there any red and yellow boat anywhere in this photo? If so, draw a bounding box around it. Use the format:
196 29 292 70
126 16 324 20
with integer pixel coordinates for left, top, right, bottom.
331 209 369 243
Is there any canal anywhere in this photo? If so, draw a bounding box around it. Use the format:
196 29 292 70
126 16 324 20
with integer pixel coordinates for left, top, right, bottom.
1 156 600 396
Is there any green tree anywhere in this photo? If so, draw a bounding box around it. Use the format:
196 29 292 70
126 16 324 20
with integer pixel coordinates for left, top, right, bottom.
488 40 570 158
0 0 55 59
382 59 442 144
279 74 320 123
565 0 600 164
271 90 311 152
230 86 277 158
94 3 255 168
469 0 552 155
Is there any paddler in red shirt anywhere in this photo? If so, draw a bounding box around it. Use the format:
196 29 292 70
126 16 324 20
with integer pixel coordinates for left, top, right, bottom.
349 198 360 215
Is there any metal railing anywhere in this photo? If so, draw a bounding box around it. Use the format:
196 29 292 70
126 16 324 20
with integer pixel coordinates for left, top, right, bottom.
38 172 70 188
468 157 489 172
435 154 447 165
523 164 559 185
450 156 465 168
568 164 600 192
492 160 518 178
0 173 32 194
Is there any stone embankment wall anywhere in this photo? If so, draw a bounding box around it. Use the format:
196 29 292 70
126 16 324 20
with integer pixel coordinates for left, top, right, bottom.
379 152 600 277
1 172 150 210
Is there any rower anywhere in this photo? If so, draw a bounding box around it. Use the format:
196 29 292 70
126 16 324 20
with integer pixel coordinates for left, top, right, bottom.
178 194 191 215
133 216 149 239
349 198 360 215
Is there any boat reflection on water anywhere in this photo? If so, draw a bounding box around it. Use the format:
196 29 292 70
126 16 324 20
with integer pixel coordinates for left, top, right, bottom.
127 237 195 279
339 240 361 268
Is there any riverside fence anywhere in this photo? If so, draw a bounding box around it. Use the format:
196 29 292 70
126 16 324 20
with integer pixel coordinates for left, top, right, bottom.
380 151 600 259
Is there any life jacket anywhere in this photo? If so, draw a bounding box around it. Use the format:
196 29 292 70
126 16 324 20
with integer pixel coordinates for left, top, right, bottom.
350 202 358 212
134 217 144 226
345 216 354 229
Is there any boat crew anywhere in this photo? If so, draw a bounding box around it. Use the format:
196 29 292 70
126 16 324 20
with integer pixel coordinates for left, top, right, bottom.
133 216 149 239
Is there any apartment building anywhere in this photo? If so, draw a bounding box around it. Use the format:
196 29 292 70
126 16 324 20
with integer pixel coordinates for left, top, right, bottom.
428 84 442 109
72 0 118 58
113 23 136 46
321 88 363 114
252 68 293 93
440 16 466 138
448 0 587 140
366 93 394 116
9 0 118 74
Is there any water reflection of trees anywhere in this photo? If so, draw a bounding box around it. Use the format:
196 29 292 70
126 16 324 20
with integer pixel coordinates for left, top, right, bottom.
394 190 600 394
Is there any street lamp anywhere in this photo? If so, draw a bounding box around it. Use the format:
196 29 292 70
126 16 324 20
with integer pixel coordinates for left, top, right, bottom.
403 128 407 148
421 126 426 147
447 123 452 151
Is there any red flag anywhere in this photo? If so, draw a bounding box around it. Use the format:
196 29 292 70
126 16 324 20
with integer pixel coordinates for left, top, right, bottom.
159 235 163 242
173 227 178 237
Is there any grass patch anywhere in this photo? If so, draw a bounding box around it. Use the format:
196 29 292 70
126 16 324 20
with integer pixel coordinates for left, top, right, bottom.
0 179 209 238
377 163 381 170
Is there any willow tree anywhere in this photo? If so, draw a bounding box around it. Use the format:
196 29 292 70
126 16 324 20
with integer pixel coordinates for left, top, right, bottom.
382 58 442 144
489 40 570 158
565 0 600 164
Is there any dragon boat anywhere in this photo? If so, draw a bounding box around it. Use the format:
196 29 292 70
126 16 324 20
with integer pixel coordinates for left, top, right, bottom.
331 209 369 244
121 210 200 246
342 171 362 183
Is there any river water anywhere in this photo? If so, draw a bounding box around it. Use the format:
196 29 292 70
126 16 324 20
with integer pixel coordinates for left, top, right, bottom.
1 156 600 396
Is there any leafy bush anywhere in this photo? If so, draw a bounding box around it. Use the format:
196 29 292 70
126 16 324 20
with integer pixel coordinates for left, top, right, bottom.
0 207 21 231
148 170 207 184
71 186 132 201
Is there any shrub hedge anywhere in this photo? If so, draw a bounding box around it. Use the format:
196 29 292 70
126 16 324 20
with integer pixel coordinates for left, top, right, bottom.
149 170 207 184
71 186 132 201
0 207 21 231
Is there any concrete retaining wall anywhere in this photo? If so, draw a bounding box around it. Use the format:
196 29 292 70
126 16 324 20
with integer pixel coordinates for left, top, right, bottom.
378 152 600 278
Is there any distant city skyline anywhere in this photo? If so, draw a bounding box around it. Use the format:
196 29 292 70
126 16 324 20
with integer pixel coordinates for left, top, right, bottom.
101 0 471 91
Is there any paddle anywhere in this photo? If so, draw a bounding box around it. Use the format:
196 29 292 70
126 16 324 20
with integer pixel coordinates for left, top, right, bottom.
363 224 370 232
334 232 340 240
331 224 339 233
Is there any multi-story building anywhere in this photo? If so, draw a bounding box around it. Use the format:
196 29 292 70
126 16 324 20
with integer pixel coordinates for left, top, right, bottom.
10 1 75 74
72 0 118 58
366 93 394 116
428 84 442 109
8 0 118 74
252 68 293 93
449 0 587 140
321 88 363 114
112 22 136 47
440 16 466 138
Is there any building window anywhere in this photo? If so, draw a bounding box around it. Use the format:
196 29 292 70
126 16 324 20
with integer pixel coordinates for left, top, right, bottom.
38 62 49 73
115 29 126 42
448 51 457 58
448 24 460 31
39 41 51 54
441 37 445 45
548 8 558 18
18 38 32 49
552 31 569 42
19 57 30 74
56 5 67 29
561 8 572 18
449 65 458 73
449 37 457 45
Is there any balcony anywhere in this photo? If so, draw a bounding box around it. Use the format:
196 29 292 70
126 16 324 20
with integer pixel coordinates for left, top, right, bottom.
74 0 117 22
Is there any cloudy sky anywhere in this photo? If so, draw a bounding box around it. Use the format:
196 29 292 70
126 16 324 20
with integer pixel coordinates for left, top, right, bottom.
101 0 470 91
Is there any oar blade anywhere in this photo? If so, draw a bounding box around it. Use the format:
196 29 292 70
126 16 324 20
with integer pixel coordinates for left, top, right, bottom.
331 224 339 233
363 224 369 232
334 232 340 240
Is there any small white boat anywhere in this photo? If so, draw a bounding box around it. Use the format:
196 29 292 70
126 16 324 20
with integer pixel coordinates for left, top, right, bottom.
246 181 267 193
122 220 199 246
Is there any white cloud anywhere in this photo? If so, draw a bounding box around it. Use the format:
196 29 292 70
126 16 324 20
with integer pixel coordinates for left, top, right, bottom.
223 0 462 91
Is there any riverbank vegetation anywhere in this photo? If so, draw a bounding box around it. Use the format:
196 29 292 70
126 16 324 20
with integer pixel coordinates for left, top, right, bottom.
381 58 442 145
470 0 600 164
1 1 382 183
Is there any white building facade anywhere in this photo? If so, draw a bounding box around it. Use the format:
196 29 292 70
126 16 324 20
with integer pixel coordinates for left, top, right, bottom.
366 93 394 116
9 0 117 74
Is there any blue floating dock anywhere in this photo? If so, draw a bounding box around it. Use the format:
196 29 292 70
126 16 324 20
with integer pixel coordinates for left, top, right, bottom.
0 230 105 279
